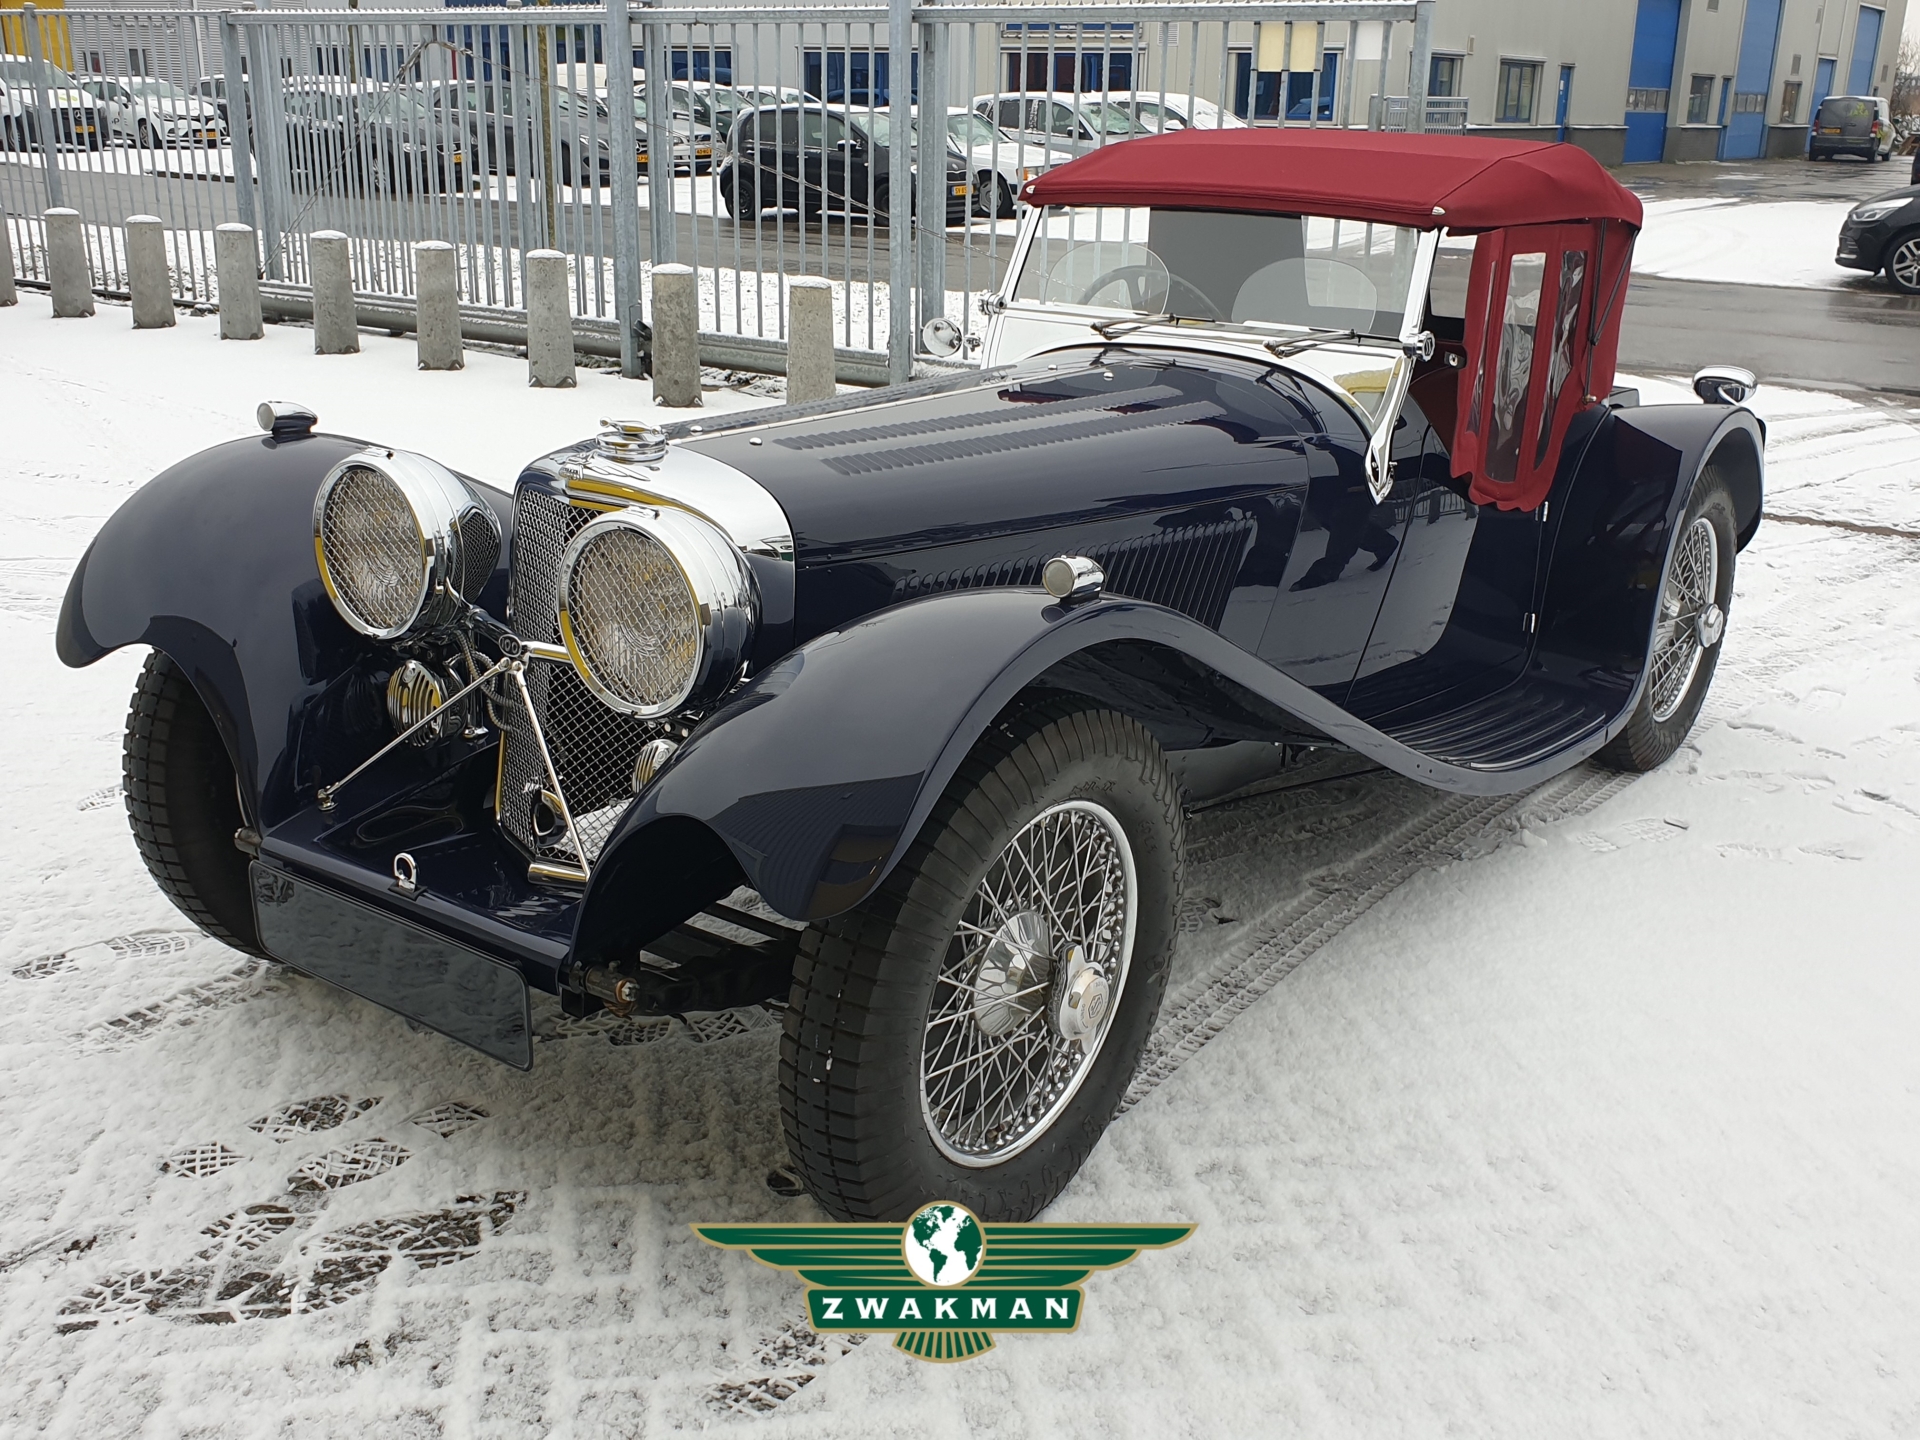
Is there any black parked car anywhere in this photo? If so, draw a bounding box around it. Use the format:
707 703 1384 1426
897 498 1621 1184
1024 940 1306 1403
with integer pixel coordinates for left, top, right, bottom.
282 85 467 195
59 131 1765 1225
718 101 970 223
1836 184 1920 293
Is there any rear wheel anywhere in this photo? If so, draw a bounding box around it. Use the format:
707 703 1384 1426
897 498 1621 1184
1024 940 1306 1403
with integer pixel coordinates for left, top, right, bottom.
780 702 1182 1222
1885 231 1920 295
723 168 758 221
1597 467 1737 773
123 651 264 956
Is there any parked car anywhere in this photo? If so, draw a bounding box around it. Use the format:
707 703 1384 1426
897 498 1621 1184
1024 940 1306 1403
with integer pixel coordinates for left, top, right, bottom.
1101 90 1246 132
658 80 800 146
935 106 1073 218
0 55 104 150
188 72 248 130
1835 184 1920 293
972 91 1150 156
718 101 971 223
76 76 224 147
59 130 1765 1225
612 88 717 173
1809 94 1894 162
282 85 467 194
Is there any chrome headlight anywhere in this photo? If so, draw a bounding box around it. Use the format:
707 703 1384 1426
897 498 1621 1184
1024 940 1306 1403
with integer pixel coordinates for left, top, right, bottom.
313 448 500 641
557 506 756 718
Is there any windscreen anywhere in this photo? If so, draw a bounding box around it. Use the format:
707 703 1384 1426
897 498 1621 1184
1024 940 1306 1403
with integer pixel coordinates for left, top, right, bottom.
1010 205 1422 339
1816 97 1877 135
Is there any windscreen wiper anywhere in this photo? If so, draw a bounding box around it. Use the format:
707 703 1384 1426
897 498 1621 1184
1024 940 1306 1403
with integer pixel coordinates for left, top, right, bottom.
1262 328 1365 359
1091 313 1174 340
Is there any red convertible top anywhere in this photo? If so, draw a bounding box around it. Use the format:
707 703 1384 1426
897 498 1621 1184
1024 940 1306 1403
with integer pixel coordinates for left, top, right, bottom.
1021 129 1644 233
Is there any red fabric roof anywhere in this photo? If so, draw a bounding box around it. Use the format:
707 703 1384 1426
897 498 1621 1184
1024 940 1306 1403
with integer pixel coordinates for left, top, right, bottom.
1021 129 1643 232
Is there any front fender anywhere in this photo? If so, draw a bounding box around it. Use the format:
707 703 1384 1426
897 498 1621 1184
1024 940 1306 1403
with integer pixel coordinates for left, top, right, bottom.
56 432 512 831
579 585 1589 946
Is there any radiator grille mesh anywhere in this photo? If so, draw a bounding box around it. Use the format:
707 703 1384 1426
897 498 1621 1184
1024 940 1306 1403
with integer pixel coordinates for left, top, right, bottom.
501 488 657 864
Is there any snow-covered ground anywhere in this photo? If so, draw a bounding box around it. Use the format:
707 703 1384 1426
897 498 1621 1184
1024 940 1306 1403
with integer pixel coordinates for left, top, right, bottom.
1633 196 1871 290
4 297 1920 1436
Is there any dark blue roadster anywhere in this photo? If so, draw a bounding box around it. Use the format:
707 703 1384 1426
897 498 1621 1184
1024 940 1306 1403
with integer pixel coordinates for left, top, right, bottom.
59 131 1764 1223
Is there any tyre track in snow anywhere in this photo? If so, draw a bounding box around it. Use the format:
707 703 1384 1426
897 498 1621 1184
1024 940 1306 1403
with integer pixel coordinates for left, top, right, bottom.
1120 523 1919 1114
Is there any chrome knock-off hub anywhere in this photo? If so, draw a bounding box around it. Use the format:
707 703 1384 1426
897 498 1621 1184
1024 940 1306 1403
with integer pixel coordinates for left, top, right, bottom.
971 910 1052 1038
1053 943 1110 1045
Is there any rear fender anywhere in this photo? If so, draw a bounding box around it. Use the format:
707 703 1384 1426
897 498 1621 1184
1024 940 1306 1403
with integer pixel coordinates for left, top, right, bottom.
56 432 512 830
1534 402 1765 712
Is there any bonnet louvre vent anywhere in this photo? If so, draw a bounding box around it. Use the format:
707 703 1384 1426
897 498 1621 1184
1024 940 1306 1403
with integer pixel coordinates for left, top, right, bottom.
893 518 1255 631
816 401 1222 477
774 385 1183 452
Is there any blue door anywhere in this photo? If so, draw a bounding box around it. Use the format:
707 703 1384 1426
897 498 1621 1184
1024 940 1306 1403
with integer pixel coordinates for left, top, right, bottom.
1623 0 1681 163
1555 64 1574 142
1848 6 1884 95
1723 0 1784 159
1810 55 1836 137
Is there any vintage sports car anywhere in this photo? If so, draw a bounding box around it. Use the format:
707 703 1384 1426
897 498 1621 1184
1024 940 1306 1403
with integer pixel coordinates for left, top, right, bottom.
60 130 1764 1223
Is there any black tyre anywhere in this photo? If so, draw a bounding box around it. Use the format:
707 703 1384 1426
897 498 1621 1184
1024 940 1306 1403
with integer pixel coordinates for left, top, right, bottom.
781 702 1183 1222
1597 466 1738 773
123 651 265 956
722 169 757 221
137 119 156 148
1885 230 1920 295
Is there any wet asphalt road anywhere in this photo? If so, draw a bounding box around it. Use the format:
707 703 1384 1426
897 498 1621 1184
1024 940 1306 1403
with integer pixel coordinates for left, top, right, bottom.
1614 156 1920 397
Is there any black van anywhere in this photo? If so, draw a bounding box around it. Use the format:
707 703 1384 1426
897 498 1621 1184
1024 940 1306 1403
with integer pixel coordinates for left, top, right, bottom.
1809 95 1894 163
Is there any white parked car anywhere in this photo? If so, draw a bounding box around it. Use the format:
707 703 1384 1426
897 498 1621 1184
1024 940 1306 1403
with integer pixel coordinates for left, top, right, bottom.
78 76 224 147
971 92 1151 157
0 55 107 150
939 108 1073 217
1101 91 1246 132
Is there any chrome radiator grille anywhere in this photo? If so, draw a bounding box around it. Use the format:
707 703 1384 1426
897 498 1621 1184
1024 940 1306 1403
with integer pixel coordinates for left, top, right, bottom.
501 486 656 865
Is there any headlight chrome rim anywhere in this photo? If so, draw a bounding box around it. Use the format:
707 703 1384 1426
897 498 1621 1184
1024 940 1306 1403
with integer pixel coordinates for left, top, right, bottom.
312 448 499 642
556 505 757 719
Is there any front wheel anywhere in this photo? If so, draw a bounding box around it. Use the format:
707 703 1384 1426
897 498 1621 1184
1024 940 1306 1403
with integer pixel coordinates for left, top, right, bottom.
1884 231 1920 295
1597 466 1737 772
124 651 265 955
780 703 1182 1222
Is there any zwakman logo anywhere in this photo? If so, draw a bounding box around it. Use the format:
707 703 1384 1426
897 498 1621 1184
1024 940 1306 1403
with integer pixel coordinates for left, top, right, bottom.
694 1200 1192 1362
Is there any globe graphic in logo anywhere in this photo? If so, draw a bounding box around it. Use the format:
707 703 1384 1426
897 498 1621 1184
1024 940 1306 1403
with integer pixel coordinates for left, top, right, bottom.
902 1201 985 1287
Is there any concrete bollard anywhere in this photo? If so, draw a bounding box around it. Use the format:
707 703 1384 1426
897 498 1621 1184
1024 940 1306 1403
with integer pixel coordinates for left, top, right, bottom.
125 215 175 329
414 240 463 371
524 248 574 388
785 277 835 405
649 263 700 408
43 208 93 318
0 217 17 307
308 230 358 355
214 222 261 340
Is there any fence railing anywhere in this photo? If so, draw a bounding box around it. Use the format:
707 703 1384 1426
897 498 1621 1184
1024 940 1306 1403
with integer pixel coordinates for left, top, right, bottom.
3 0 1435 380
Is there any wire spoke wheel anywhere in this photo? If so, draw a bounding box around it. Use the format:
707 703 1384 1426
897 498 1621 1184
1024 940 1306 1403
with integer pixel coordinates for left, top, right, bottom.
919 800 1137 1167
1647 513 1721 723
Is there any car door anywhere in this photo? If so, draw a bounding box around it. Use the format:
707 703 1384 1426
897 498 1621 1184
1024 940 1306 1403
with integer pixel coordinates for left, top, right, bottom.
1254 382 1401 697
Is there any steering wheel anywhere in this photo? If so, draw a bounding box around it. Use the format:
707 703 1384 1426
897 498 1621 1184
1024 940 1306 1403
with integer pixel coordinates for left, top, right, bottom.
1076 266 1222 320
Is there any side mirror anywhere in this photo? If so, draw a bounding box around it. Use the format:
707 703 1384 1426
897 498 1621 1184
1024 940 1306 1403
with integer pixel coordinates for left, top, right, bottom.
1692 365 1758 406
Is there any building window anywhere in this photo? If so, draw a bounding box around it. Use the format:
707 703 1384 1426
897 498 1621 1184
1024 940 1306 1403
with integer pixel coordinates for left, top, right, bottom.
1496 60 1540 124
1732 90 1767 114
1430 54 1463 98
127 48 153 77
1626 87 1671 113
1686 73 1714 123
1778 81 1801 122
804 49 918 104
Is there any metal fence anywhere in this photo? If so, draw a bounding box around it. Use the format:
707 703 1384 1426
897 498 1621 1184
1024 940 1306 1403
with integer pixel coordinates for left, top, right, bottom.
3 0 1434 378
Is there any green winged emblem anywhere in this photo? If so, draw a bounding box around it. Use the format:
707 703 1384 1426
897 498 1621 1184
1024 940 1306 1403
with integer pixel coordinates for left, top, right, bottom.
695 1200 1193 1362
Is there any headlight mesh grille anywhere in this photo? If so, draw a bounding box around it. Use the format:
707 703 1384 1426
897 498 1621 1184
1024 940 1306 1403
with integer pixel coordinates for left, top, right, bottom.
565 525 700 713
320 465 423 633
